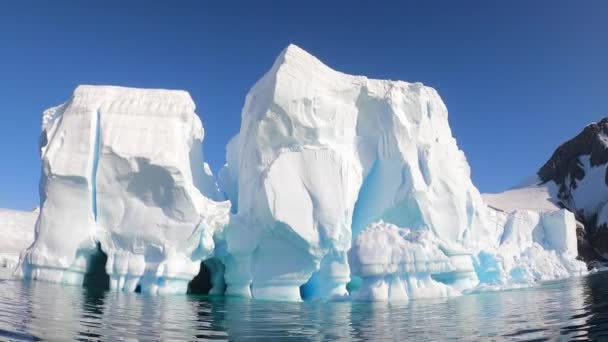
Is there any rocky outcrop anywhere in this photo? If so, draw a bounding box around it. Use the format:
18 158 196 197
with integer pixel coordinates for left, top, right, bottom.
537 117 608 262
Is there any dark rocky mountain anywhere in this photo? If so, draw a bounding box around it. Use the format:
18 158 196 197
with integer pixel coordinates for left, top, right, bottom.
537 117 608 264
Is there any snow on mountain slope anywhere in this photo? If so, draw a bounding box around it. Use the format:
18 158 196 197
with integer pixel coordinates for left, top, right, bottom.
482 179 560 213
218 44 585 301
484 118 608 262
20 85 230 294
537 118 608 219
0 209 36 268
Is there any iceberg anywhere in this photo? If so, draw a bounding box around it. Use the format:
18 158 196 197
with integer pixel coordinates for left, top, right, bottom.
484 118 608 264
217 44 586 301
19 85 230 294
14 45 586 301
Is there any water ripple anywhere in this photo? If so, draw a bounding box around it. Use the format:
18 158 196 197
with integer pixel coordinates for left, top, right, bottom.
0 270 608 340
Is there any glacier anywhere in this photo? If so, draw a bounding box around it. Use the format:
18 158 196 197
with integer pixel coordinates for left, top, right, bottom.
4 44 587 301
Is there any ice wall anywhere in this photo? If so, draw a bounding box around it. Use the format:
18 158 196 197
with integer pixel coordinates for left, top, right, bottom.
20 86 230 294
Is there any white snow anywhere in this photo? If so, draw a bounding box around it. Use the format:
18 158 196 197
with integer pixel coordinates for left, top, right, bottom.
17 45 587 302
482 179 560 213
486 157 608 222
564 156 608 218
0 209 37 268
19 85 230 294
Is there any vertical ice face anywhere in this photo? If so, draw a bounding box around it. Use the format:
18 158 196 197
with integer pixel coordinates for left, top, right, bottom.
219 44 493 301
20 85 230 294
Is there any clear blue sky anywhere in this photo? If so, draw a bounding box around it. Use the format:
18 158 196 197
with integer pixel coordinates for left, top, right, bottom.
0 1 606 210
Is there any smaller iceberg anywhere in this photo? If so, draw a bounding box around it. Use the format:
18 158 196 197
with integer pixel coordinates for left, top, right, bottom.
19 85 230 294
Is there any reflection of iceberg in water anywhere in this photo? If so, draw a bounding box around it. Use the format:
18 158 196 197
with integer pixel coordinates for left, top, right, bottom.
2 268 608 340
310 302 354 339
0 278 36 340
22 281 82 340
157 296 199 340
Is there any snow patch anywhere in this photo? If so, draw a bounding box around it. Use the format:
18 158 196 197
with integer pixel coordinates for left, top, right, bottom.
0 209 37 269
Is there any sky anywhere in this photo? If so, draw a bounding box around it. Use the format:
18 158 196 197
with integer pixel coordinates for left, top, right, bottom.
0 1 606 210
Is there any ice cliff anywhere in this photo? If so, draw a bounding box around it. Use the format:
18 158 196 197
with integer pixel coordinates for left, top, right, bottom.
19 86 230 294
11 45 586 301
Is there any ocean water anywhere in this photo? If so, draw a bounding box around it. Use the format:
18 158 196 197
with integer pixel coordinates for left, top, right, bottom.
1 270 608 341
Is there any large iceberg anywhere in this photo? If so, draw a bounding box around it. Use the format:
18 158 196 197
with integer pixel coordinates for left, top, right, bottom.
14 45 586 302
19 86 230 294
217 44 586 301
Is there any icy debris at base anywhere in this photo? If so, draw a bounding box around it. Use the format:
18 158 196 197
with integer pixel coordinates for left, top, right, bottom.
16 45 587 301
349 222 476 301
0 209 37 269
349 209 585 302
19 85 230 294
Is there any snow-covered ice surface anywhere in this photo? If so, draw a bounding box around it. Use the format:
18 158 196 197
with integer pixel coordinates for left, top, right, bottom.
18 45 586 301
19 85 230 294
482 178 560 213
0 209 36 268
218 44 586 301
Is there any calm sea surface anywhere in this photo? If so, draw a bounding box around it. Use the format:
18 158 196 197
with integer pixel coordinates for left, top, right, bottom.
1 269 608 341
